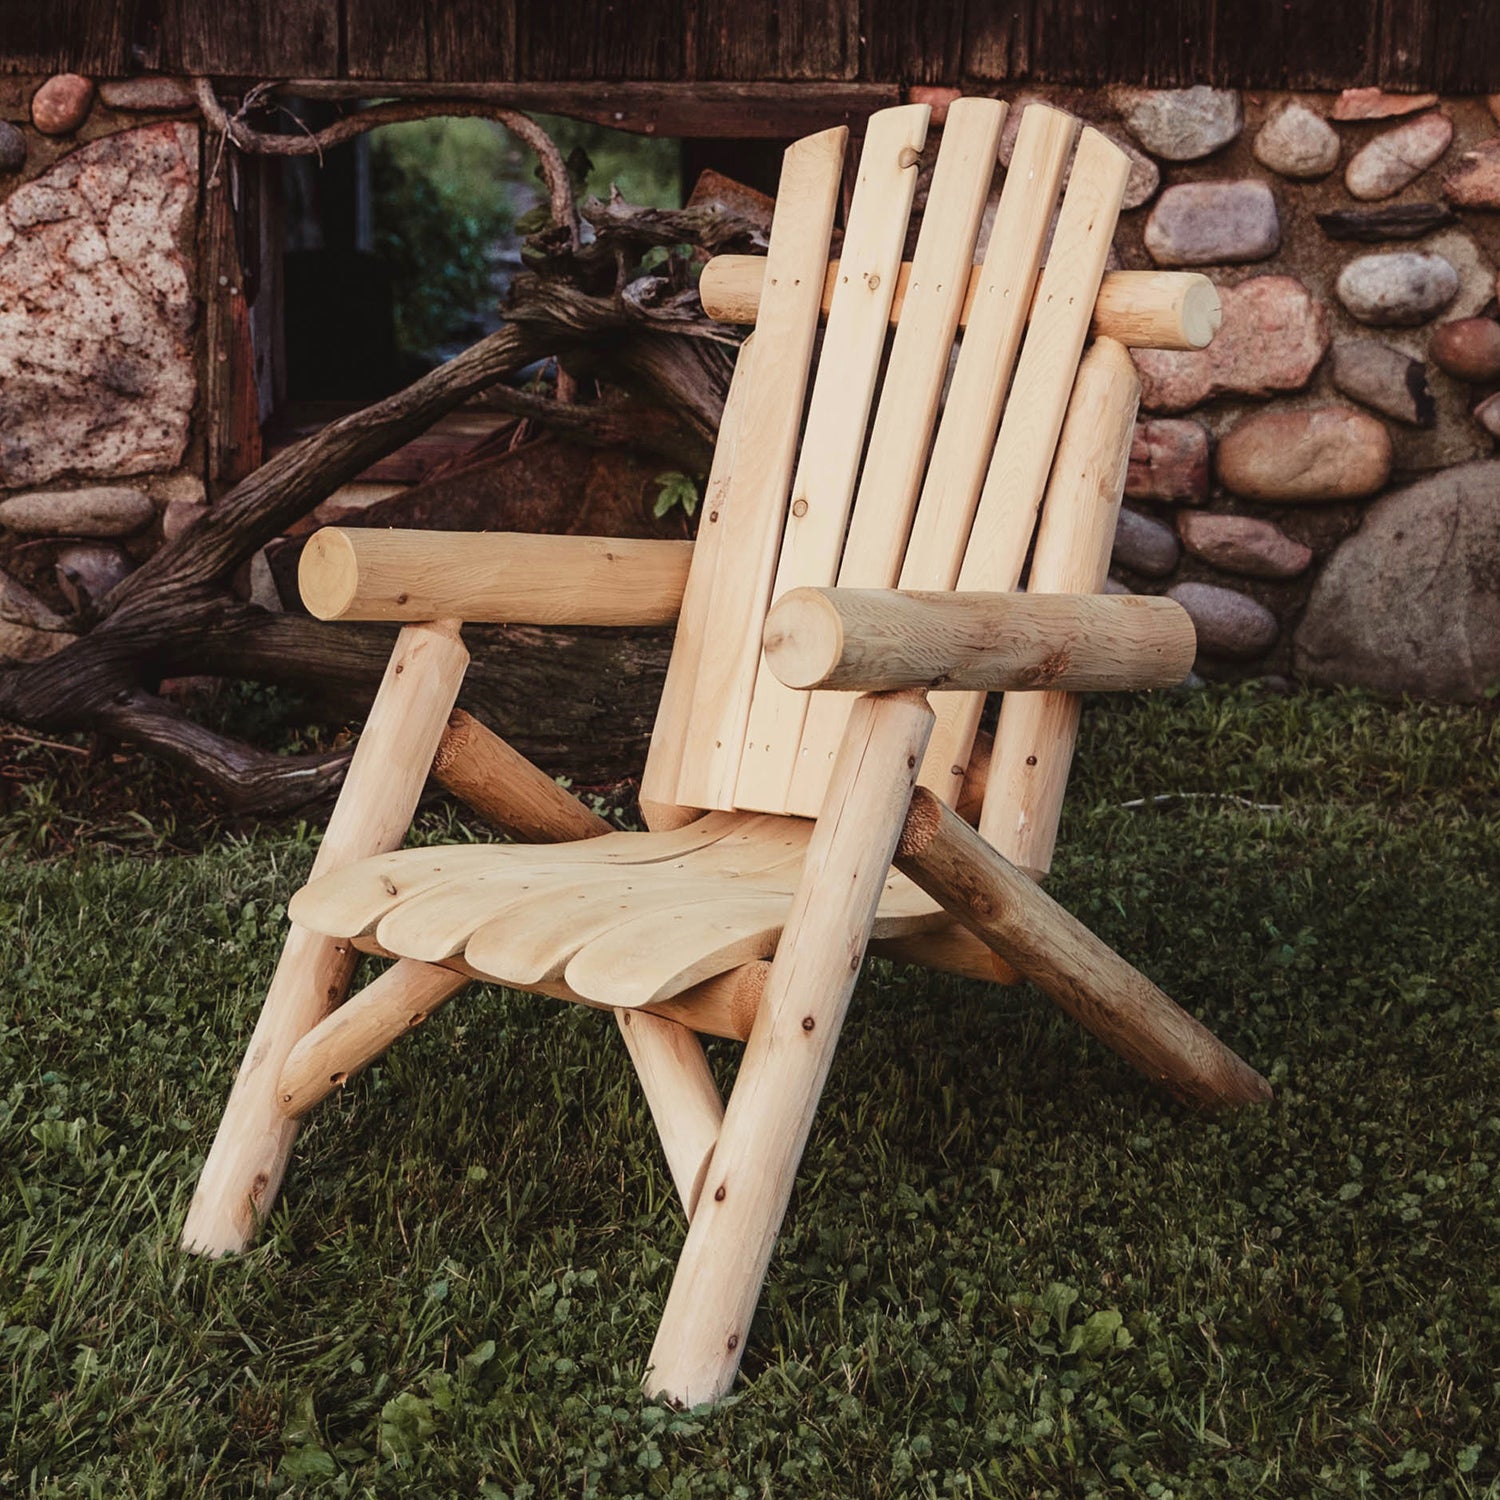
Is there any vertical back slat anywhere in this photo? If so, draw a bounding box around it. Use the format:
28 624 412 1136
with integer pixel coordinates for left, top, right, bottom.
979 336 1141 873
785 97 1007 818
920 127 1131 807
639 333 760 830
671 128 848 816
732 103 932 815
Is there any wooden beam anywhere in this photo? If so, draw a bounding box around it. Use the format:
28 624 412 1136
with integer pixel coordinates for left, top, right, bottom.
699 258 1222 352
298 527 693 625
431 709 612 843
763 587 1196 693
895 788 1273 1110
275 80 903 137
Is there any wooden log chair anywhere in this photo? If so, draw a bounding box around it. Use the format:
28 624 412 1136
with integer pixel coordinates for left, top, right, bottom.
183 100 1270 1406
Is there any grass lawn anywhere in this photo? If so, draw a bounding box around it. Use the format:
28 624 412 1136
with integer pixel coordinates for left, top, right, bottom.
3 686 1498 1498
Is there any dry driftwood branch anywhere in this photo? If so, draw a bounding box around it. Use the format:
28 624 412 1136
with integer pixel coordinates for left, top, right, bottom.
191 76 582 250
0 109 766 811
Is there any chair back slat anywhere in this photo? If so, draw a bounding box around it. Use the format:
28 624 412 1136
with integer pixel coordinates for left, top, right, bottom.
666 127 847 817
784 97 1007 818
920 126 1131 806
733 103 930 815
645 104 1136 831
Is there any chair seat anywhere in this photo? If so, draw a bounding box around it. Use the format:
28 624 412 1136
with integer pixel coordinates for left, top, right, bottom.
288 811 946 1008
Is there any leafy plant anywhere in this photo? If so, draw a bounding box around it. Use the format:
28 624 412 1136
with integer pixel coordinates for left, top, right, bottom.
651 470 701 520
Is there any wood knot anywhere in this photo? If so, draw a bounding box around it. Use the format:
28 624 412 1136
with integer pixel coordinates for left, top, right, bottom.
727 1333 739 1351
713 1185 726 1202
801 1015 815 1032
1017 650 1070 689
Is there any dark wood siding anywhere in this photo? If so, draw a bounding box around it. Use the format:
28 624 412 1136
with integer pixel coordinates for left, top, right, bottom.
3 0 1499 89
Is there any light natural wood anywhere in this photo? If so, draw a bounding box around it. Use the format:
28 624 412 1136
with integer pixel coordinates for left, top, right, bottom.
764 586 1195 693
288 812 749 941
896 788 1274 1109
922 127 1131 807
699 258 1220 352
871 924 1019 984
298 527 693 625
346 934 771 1042
673 127 847 812
278 959 471 1118
734 103 931 814
616 1009 724 1218
981 338 1142 875
788 98 1005 816
646 690 934 1406
183 619 470 1256
639 333 758 831
432 709 614 843
898 103 1074 616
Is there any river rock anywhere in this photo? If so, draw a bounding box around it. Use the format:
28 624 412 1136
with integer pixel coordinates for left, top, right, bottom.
0 485 155 537
1295 460 1500 699
1253 102 1339 179
1344 112 1453 201
1110 507 1180 576
1336 251 1459 327
1330 338 1435 426
1429 318 1500 383
98 76 196 112
1126 419 1210 503
1474 392 1500 438
0 121 25 174
0 566 67 631
1143 180 1279 266
1176 512 1313 579
1314 203 1457 242
0 123 198 487
1133 275 1328 413
1216 406 1392 502
30 73 95 135
1331 88 1438 120
55 542 132 611
1167 582 1278 659
1114 86 1242 161
1442 137 1500 210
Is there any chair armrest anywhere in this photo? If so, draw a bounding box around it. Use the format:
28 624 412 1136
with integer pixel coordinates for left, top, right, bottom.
298 527 695 626
762 586 1196 693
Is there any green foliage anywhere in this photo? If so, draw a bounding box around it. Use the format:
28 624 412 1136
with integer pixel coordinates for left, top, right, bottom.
652 471 701 520
3 687 1499 1496
371 118 517 356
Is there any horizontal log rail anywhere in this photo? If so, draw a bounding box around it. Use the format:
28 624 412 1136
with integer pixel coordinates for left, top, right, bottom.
700 258 1221 351
895 788 1273 1109
763 587 1197 693
298 527 694 625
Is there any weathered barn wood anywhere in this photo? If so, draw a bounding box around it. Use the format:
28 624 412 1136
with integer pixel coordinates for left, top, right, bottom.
3 1 1498 92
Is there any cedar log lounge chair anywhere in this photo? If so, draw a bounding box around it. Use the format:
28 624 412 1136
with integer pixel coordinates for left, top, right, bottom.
182 99 1271 1407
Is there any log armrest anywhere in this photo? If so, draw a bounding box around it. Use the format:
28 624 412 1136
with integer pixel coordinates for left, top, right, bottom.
763 586 1197 694
298 527 695 626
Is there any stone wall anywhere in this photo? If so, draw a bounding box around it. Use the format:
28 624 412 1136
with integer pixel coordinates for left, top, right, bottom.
988 83 1500 701
2 74 1499 700
0 74 204 663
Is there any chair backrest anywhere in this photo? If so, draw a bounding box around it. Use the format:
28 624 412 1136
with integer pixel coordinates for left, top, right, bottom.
640 99 1133 831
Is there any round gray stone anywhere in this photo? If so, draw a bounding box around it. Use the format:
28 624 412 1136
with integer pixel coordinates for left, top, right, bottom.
1253 102 1339 180
1115 86 1243 162
1335 252 1459 326
1294 459 1500 699
1111 506 1181 577
0 485 156 537
0 121 26 174
55 542 132 611
1330 337 1435 426
1143 179 1279 267
1167 582 1279 660
1344 112 1454 201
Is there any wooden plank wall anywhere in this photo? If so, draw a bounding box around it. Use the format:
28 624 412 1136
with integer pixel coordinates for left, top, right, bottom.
2 0 1498 91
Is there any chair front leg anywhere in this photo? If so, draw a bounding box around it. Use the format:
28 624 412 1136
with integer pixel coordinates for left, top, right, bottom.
182 619 470 1257
644 689 933 1406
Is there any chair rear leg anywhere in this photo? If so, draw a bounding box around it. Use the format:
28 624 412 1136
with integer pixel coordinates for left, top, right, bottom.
182 620 469 1256
645 690 932 1406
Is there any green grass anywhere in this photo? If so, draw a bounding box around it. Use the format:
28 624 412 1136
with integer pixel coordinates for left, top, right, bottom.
3 687 1498 1497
